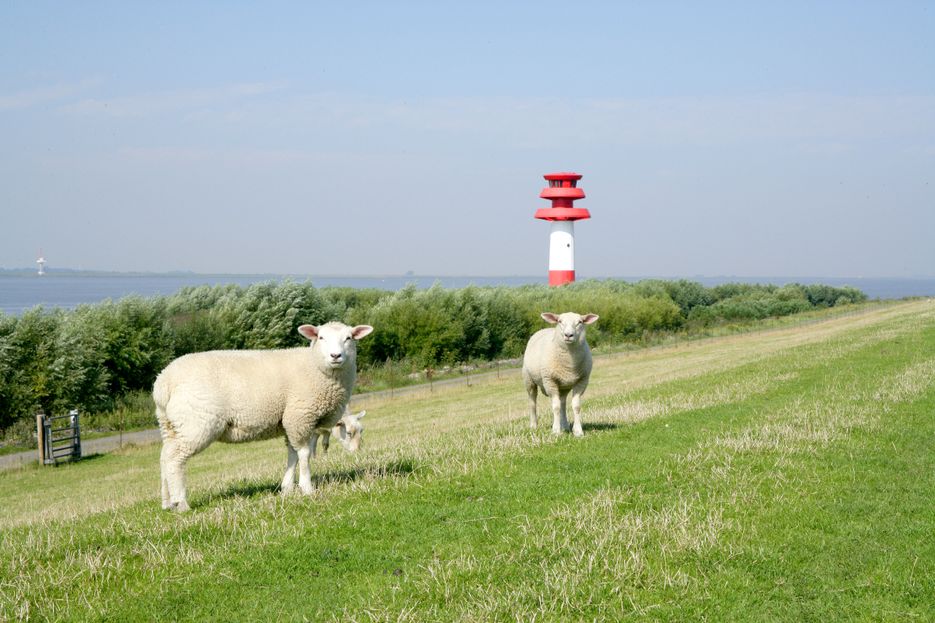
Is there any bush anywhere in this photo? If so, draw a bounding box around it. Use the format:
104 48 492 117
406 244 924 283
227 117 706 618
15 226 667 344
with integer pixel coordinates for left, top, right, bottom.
0 279 868 436
0 309 62 427
50 304 114 414
81 390 157 432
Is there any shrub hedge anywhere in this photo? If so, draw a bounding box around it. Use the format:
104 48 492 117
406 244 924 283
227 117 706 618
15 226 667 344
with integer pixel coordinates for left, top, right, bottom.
0 279 866 431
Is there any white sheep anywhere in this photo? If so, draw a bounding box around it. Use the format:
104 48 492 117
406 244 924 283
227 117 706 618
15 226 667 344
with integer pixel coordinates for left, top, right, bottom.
314 409 366 456
153 321 373 512
522 312 599 436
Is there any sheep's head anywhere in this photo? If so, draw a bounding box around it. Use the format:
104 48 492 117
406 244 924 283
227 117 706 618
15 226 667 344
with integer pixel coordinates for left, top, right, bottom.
298 322 374 370
332 410 366 452
541 312 599 345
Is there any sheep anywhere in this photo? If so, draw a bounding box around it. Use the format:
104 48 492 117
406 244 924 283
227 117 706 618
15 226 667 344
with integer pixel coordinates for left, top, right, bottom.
522 312 599 436
153 321 373 512
313 409 366 456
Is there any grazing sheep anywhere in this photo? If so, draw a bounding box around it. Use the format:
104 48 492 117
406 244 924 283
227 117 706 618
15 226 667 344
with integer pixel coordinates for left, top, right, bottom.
314 409 366 456
522 312 599 436
153 321 374 512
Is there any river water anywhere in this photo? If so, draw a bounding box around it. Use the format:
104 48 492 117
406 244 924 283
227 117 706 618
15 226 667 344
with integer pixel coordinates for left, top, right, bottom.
1 273 933 316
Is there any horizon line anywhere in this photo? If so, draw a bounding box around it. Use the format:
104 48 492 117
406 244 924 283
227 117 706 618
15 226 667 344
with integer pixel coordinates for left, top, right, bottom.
1 267 934 281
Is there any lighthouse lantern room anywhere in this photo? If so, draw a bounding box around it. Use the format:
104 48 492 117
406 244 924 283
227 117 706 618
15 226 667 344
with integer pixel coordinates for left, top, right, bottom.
535 172 591 286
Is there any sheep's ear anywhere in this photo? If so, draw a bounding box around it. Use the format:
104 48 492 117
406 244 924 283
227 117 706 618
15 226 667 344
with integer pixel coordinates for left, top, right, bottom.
351 325 374 340
355 410 366 420
297 324 319 340
541 313 559 324
581 314 599 325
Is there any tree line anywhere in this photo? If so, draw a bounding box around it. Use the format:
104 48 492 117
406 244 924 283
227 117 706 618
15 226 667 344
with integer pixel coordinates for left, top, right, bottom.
0 279 866 431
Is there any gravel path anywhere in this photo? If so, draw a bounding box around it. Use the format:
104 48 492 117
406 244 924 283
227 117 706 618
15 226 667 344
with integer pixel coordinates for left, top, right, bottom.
0 429 164 471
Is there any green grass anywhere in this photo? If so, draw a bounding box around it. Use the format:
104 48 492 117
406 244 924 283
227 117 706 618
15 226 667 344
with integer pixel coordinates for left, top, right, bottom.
1 300 933 621
0 300 893 458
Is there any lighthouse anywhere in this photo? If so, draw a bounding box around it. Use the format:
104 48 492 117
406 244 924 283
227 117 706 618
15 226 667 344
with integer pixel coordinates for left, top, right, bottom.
36 250 46 276
535 172 590 286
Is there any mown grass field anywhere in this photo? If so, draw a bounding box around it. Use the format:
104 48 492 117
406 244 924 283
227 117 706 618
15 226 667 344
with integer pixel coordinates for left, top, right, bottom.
2 300 934 621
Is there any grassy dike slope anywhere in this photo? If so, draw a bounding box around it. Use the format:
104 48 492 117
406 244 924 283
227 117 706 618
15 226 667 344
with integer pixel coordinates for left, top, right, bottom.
2 300 934 621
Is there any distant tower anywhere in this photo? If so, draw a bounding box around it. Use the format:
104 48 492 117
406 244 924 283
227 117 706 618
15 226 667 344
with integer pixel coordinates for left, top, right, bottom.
36 250 46 276
534 172 591 286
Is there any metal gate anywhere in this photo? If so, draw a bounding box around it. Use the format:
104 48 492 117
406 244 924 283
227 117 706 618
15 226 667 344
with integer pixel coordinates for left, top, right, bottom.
35 409 82 465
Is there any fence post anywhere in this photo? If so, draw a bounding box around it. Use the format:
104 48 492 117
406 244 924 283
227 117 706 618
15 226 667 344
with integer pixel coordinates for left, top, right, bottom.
35 410 45 464
43 414 53 464
70 409 82 460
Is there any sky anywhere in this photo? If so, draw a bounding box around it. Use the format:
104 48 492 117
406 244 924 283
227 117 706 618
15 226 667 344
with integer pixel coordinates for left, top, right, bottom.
1 1 933 278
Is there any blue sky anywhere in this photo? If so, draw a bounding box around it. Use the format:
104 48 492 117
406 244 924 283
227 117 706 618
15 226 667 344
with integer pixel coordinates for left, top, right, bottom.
2 1 933 277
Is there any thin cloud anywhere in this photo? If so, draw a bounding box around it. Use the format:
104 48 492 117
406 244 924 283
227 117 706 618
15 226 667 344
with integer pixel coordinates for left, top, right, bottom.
62 81 287 117
0 78 102 112
230 92 935 146
117 145 323 167
414 94 935 144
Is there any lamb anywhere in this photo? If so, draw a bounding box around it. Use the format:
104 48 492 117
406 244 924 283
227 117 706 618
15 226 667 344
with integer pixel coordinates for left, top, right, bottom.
153 321 373 512
313 409 366 456
522 312 599 436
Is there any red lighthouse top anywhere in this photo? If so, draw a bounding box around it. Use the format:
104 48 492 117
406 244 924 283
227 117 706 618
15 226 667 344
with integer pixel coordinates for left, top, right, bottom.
535 172 591 221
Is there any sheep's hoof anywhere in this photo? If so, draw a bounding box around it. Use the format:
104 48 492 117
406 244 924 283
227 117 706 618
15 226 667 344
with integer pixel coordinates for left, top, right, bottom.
551 427 563 435
573 428 584 438
171 500 190 513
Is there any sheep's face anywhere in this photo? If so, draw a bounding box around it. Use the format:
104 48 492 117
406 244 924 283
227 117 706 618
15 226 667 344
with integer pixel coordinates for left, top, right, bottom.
541 312 599 345
298 322 374 370
333 410 366 452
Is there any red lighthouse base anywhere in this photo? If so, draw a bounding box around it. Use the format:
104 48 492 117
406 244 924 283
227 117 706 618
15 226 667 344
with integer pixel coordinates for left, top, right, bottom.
548 270 575 286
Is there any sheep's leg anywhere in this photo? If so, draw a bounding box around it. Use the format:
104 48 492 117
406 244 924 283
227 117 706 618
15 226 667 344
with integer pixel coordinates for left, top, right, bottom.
559 391 571 433
309 432 320 459
160 476 170 510
321 432 331 455
549 391 564 435
297 444 314 495
524 372 539 429
571 389 585 437
162 439 193 512
570 378 589 437
159 441 171 510
281 443 299 495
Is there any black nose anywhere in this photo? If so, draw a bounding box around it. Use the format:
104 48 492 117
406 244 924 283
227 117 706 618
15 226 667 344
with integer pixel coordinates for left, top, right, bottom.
564 332 574 338
331 353 342 360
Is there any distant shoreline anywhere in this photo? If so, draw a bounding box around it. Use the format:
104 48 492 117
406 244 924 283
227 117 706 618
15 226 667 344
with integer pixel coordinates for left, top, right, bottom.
2 272 934 317
2 268 933 281
0 268 429 279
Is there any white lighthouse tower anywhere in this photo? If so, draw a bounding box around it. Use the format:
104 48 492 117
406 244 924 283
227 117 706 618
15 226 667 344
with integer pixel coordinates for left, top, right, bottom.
534 172 591 286
36 250 46 276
